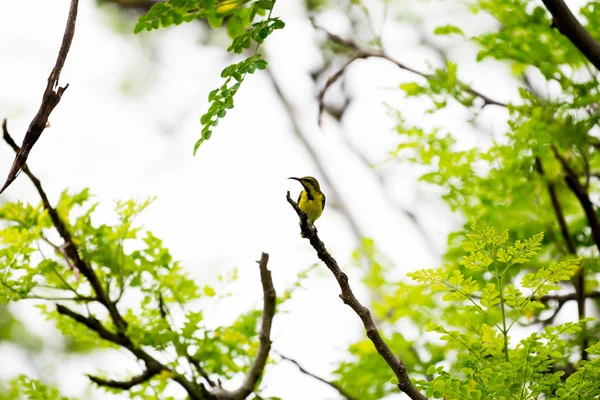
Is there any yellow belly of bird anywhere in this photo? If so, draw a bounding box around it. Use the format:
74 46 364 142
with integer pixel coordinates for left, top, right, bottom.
298 192 323 225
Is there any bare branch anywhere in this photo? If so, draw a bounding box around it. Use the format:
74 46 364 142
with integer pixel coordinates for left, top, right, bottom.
317 57 358 127
276 351 358 400
286 192 427 400
212 253 276 400
310 18 507 125
1 0 79 194
542 0 600 71
88 369 160 390
188 355 217 388
552 147 600 253
56 304 212 399
4 122 210 399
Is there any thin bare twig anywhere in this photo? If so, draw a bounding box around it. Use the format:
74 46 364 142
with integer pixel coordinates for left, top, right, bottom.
310 18 508 126
1 0 79 194
276 351 358 400
286 192 427 400
550 147 597 360
88 369 160 390
212 253 276 400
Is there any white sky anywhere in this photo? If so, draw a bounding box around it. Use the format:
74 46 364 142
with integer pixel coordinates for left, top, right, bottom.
0 0 531 398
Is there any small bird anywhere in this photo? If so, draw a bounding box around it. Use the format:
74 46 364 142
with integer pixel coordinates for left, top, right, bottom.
289 176 326 237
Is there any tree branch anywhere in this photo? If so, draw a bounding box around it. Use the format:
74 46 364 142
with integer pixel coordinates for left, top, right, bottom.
549 147 599 360
3 120 126 330
310 18 507 126
276 351 357 400
56 304 211 399
0 0 79 194
88 369 160 390
286 192 427 400
541 0 600 71
212 253 276 400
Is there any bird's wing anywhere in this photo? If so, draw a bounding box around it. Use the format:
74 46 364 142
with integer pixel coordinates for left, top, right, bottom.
297 191 302 204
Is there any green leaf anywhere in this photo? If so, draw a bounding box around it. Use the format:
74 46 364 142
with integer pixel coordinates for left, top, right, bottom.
434 24 465 37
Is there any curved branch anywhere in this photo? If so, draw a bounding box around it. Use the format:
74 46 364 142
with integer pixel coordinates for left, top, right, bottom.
56 304 211 399
212 253 276 400
276 351 357 400
286 192 427 400
1 0 79 194
311 18 507 125
542 0 600 71
88 369 159 390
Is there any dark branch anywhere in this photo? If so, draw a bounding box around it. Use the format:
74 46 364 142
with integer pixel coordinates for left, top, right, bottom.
535 157 577 254
212 253 276 400
188 355 217 388
542 0 600 71
276 351 358 400
549 147 595 360
310 18 507 125
286 192 427 400
0 0 79 194
539 291 600 303
56 304 211 399
88 369 160 390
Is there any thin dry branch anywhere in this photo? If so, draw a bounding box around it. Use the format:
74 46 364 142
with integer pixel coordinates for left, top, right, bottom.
286 192 427 400
310 18 507 125
1 0 79 194
212 253 276 400
56 304 211 399
550 147 598 360
88 369 160 390
276 351 357 400
542 0 600 71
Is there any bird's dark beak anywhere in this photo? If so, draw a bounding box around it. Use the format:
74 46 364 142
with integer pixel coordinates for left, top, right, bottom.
288 177 301 182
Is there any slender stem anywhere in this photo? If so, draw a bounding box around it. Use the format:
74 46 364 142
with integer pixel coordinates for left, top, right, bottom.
497 272 509 362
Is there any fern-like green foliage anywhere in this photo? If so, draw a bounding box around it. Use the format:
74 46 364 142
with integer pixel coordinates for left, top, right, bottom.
0 190 286 398
134 0 284 153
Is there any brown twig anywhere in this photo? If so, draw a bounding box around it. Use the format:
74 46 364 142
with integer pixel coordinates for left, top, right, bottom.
310 18 508 126
286 192 427 400
87 369 160 390
276 351 358 400
188 355 217 388
0 0 79 194
535 157 577 254
56 304 211 399
542 0 600 71
212 253 276 400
